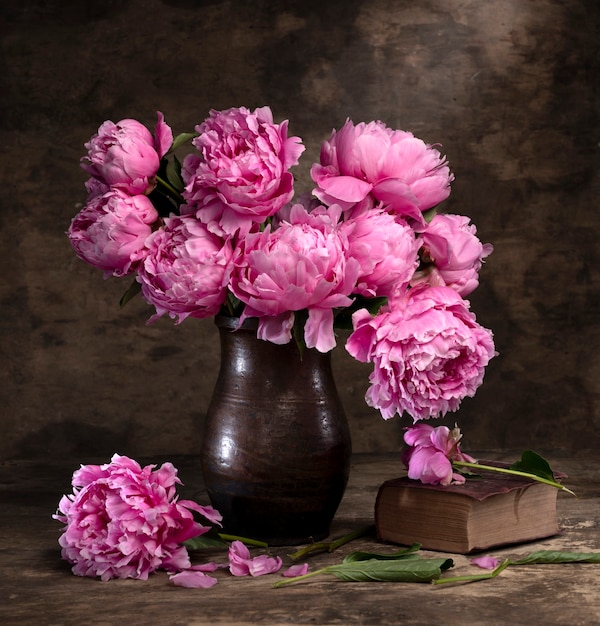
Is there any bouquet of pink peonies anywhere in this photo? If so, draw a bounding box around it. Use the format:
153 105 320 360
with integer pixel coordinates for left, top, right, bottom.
67 105 496 450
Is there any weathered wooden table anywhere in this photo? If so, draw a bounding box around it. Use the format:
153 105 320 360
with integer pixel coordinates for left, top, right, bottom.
1 452 598 625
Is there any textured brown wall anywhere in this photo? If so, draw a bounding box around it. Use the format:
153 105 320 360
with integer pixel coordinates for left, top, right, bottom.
1 0 598 461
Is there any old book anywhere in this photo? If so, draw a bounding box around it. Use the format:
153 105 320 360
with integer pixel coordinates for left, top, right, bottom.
375 466 561 554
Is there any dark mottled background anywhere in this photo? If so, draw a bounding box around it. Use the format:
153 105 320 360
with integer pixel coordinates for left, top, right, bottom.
1 0 598 461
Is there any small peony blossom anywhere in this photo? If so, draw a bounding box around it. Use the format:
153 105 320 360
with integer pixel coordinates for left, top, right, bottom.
412 214 493 296
401 423 476 485
471 555 501 570
137 215 234 324
67 189 158 277
227 541 282 577
53 455 222 581
345 285 497 421
81 112 172 195
340 209 420 297
231 203 360 352
311 118 453 226
182 106 305 236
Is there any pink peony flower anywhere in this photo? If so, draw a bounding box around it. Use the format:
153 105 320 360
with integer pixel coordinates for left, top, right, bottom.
53 454 222 581
67 189 158 277
182 106 305 236
230 203 360 352
311 118 453 226
81 112 172 195
340 209 420 297
137 215 234 324
412 214 493 296
401 423 475 485
345 285 497 421
228 541 282 577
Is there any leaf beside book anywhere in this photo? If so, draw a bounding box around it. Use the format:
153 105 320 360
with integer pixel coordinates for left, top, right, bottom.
274 548 454 587
510 550 600 565
509 450 557 482
436 550 600 585
325 557 454 583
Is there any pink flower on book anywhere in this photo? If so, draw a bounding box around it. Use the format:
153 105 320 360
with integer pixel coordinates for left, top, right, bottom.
345 285 497 421
53 455 221 581
311 118 453 226
231 203 360 352
412 214 493 296
182 106 305 236
67 189 158 277
228 541 282 577
137 215 234 323
81 112 172 195
401 423 476 485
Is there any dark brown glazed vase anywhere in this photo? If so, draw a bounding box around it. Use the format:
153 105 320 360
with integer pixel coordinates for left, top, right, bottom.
201 315 352 545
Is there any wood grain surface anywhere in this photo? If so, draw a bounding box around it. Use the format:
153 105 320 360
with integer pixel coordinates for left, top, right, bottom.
1 452 598 625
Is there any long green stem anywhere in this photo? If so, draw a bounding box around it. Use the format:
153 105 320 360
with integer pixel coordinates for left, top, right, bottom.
452 461 576 496
287 526 373 561
155 175 184 203
217 533 268 548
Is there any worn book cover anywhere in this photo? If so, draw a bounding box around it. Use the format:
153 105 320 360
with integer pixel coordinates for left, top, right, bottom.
375 466 561 553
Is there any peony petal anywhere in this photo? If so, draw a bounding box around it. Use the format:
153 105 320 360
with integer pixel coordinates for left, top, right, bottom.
316 175 373 203
169 570 219 588
154 111 173 158
304 308 336 353
248 555 283 577
283 563 309 577
471 556 500 570
188 562 222 572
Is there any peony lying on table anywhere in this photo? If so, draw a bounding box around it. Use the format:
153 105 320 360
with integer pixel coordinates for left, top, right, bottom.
53 455 293 585
52 455 222 581
67 105 496 484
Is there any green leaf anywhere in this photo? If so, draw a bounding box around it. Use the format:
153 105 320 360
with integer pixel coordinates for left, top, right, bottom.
435 550 600 586
333 296 388 330
452 456 576 496
165 156 184 192
167 131 198 154
342 543 421 563
326 557 454 583
510 550 600 565
421 207 438 224
292 309 309 358
119 280 141 307
509 450 556 482
274 556 454 588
